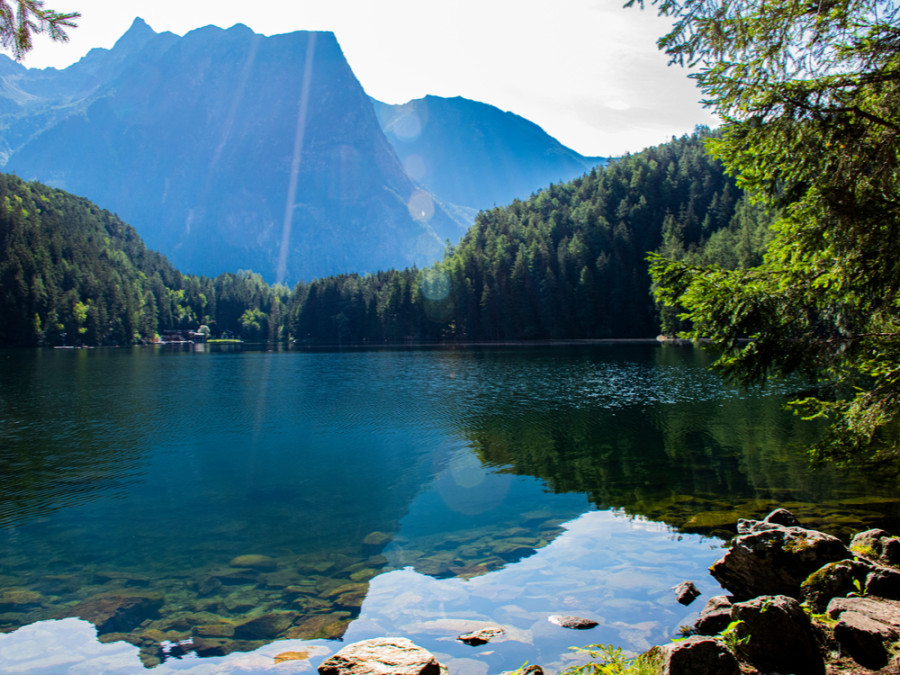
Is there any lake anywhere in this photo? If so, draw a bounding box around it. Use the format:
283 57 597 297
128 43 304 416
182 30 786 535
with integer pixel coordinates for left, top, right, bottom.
1 344 898 674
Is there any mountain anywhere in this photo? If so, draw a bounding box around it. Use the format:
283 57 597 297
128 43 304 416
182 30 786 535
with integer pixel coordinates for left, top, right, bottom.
0 19 467 284
373 96 605 213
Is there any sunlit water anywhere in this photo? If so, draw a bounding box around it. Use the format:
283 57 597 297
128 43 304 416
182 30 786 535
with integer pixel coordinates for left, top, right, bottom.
0 344 898 674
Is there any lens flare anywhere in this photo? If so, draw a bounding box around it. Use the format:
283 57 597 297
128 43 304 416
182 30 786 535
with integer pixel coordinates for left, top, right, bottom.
388 106 423 140
418 268 450 302
407 189 434 223
403 154 427 182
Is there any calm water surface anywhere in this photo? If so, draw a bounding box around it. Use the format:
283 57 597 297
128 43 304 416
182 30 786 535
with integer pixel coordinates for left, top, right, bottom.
0 344 898 674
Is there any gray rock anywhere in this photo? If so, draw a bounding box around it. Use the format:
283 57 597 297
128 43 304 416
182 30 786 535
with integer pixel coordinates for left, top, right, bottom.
318 637 446 675
658 637 740 675
827 596 900 669
547 615 598 629
730 595 823 675
457 626 504 645
736 508 800 535
865 564 900 599
673 581 701 606
692 595 733 636
827 595 900 628
763 508 801 528
710 525 850 599
884 537 900 566
834 611 898 670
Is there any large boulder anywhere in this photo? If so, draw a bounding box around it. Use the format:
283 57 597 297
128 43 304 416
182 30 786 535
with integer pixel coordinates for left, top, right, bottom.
710 519 850 599
827 596 900 670
317 637 447 675
658 637 740 675
730 595 823 675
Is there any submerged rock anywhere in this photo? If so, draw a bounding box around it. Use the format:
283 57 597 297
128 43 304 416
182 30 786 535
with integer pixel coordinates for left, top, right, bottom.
317 637 446 675
362 531 392 551
233 611 299 640
228 554 278 571
547 615 598 630
289 612 352 640
0 588 43 612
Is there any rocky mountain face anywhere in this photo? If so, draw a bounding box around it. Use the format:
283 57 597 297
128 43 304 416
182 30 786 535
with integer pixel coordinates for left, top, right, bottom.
374 95 605 213
1 20 603 283
1 19 467 283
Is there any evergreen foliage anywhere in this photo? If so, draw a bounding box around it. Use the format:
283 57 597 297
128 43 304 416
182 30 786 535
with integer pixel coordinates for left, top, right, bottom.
640 0 900 461
0 131 765 348
290 131 758 343
0 175 287 346
0 0 78 60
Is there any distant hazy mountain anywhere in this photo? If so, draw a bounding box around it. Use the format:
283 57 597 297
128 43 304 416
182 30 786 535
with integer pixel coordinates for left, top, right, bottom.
374 96 605 213
0 19 467 283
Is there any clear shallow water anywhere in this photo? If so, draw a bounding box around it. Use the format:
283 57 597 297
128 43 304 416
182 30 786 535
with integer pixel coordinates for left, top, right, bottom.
0 344 898 673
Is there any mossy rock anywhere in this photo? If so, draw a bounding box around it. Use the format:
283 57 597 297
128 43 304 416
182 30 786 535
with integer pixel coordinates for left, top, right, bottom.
800 560 868 613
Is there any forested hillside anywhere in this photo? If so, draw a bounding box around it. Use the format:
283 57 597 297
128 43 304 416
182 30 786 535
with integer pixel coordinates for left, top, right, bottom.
0 175 287 346
0 131 771 347
289 131 771 342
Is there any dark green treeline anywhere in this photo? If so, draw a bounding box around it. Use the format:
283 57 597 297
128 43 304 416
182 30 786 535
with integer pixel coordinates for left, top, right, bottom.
0 174 288 346
0 132 771 347
290 131 770 342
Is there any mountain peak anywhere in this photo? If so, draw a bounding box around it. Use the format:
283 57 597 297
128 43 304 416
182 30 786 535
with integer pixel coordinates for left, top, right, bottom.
113 17 157 52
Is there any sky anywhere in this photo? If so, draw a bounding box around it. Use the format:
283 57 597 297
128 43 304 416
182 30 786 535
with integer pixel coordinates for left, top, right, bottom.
19 0 719 157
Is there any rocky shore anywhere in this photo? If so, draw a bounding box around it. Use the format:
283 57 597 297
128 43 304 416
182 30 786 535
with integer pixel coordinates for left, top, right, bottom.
315 509 900 674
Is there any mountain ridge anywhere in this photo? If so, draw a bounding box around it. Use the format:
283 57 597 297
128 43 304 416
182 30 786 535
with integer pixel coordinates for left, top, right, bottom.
374 95 605 212
2 20 466 283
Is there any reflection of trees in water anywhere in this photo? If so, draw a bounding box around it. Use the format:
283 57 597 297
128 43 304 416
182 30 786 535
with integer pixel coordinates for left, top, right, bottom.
0 351 150 526
465 391 900 538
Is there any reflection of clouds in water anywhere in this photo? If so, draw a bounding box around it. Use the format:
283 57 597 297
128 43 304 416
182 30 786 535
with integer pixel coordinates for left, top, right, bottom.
0 617 333 674
348 510 725 673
